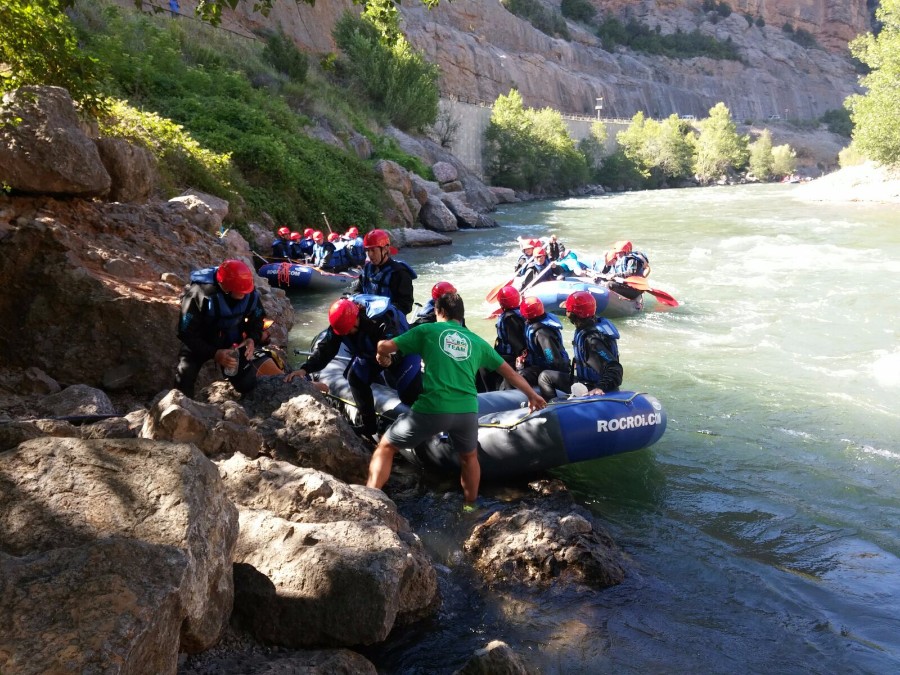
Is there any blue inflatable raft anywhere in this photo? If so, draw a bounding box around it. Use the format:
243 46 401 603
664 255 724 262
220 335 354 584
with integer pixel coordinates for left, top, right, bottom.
521 278 643 319
258 261 359 292
316 357 666 479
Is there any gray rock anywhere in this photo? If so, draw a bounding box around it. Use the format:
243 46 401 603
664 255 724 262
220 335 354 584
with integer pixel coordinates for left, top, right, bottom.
0 86 111 196
392 226 453 247
432 160 459 184
96 136 157 203
419 195 459 232
37 384 116 418
454 640 531 675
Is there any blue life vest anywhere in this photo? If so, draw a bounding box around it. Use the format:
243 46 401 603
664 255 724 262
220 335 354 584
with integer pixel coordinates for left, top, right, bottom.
342 294 409 358
573 319 620 386
271 238 291 258
346 238 366 266
325 242 353 271
613 251 650 278
189 267 259 345
495 309 524 357
524 314 570 368
358 259 418 297
413 298 436 325
299 239 314 258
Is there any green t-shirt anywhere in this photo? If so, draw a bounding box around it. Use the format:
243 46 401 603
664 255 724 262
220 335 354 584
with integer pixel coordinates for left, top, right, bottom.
393 320 504 414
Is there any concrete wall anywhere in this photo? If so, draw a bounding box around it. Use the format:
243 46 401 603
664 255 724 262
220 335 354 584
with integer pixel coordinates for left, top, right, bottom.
439 98 630 180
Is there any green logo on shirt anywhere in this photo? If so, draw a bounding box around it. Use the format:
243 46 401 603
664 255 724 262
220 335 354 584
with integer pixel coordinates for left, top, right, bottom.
440 329 470 361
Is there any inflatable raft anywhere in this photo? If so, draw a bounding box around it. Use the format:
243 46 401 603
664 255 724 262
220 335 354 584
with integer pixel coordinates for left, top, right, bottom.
521 278 643 319
316 357 666 479
258 261 359 292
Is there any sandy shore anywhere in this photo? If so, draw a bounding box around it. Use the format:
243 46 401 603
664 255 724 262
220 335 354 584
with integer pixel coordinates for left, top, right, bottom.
792 161 900 204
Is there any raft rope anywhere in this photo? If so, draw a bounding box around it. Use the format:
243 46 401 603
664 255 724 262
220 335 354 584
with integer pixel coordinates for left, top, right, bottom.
277 262 291 286
478 391 647 431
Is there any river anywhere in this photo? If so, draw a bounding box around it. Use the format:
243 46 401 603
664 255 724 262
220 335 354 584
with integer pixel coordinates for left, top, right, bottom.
286 184 899 674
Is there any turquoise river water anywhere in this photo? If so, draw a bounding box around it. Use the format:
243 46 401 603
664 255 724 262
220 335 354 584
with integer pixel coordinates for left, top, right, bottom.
286 184 899 674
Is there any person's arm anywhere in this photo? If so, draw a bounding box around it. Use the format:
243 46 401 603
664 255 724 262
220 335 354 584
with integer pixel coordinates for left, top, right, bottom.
177 287 218 362
390 265 415 315
285 329 341 382
583 335 623 394
375 338 398 367
495 361 546 412
535 328 568 371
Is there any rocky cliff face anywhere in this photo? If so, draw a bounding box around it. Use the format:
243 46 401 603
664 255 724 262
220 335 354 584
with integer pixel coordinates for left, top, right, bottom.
140 0 868 122
398 0 866 120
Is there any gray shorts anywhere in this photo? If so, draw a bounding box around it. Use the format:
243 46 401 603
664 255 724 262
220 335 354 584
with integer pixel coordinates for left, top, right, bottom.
385 411 479 455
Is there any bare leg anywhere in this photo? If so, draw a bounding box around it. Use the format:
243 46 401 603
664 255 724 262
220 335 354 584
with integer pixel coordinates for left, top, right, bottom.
458 449 481 505
367 438 399 490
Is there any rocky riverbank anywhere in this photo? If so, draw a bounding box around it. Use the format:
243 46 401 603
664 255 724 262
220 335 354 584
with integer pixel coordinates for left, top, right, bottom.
1 86 630 674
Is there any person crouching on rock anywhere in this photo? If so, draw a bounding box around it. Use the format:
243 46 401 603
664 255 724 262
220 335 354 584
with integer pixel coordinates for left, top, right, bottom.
285 296 423 439
366 291 546 509
175 259 264 399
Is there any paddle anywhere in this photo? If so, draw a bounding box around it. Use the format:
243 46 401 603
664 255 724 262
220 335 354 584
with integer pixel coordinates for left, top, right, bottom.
620 275 679 306
486 278 514 303
486 261 556 318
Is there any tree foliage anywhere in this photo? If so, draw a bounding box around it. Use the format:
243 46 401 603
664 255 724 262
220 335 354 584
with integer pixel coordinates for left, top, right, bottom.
748 128 774 181
485 89 588 192
0 0 106 114
612 112 695 187
847 0 900 167
332 7 439 131
693 102 748 182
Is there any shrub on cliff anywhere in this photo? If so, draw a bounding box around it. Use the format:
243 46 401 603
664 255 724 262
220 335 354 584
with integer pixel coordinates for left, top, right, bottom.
332 8 439 132
0 0 106 115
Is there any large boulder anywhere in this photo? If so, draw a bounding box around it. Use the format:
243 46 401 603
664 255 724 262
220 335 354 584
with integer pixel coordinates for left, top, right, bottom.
0 86 111 197
95 136 157 203
0 195 292 396
464 480 628 589
0 438 240 671
420 194 459 232
218 454 439 648
208 376 373 484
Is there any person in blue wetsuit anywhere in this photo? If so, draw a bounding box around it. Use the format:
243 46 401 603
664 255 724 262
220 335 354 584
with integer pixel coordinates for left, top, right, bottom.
411 281 466 327
271 227 292 259
288 296 422 438
348 228 417 315
518 296 571 400
175 259 264 398
564 291 623 396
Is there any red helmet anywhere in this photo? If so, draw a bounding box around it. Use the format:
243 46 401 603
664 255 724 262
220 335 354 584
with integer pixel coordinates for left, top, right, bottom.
328 299 359 336
347 226 359 239
565 291 596 319
533 247 547 258
363 228 391 249
327 232 341 242
216 260 254 295
277 227 290 238
312 230 325 244
520 296 545 321
290 231 301 241
303 228 314 238
530 239 542 248
520 239 534 252
497 285 521 310
431 281 457 300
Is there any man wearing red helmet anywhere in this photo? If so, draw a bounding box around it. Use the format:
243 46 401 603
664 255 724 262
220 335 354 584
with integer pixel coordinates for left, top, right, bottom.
513 238 538 273
515 246 566 289
411 281 466 327
348 228 417 314
368 291 546 508
563 291 623 396
310 230 353 273
342 226 366 266
486 285 527 391
175 259 264 398
518 296 571 400
271 226 292 259
289 296 422 438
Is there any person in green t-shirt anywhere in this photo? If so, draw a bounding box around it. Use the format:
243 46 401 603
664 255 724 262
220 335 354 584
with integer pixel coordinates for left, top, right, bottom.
367 291 546 508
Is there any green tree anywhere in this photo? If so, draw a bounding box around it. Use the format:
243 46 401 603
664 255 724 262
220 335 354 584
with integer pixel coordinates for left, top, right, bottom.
485 89 588 192
650 115 695 180
846 0 900 167
771 144 797 177
694 102 749 183
748 128 775 180
0 0 106 114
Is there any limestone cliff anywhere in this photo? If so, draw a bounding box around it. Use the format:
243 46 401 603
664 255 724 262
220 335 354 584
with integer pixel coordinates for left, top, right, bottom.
136 0 868 121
